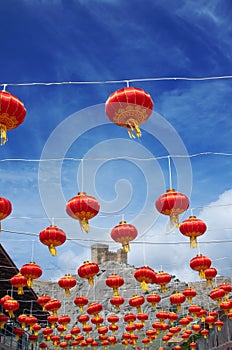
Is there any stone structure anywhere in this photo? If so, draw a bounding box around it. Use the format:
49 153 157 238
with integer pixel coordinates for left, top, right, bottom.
91 243 127 265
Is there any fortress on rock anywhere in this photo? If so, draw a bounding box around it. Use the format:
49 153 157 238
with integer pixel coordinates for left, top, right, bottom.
91 243 127 264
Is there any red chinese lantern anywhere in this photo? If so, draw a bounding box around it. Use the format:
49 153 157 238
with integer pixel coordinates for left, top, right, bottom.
215 320 224 331
179 317 191 330
169 292 186 312
152 321 163 334
134 266 156 292
146 293 161 310
0 313 8 329
70 326 80 338
39 343 47 349
190 342 197 350
58 315 71 330
110 221 138 252
109 323 118 333
190 254 211 279
0 90 26 145
192 324 201 334
24 315 38 330
156 310 168 324
209 287 226 306
58 274 77 296
74 295 88 312
188 304 201 318
78 261 99 285
218 283 232 299
106 274 124 296
129 295 145 313
155 189 189 227
37 294 51 311
169 326 181 335
14 327 24 340
0 196 12 230
167 312 178 325
142 338 150 347
32 323 41 336
44 298 61 317
205 315 216 328
107 314 119 325
197 308 207 322
57 325 66 336
47 315 58 328
42 327 53 341
10 273 27 295
91 315 104 328
124 312 137 325
87 302 103 319
59 341 68 349
220 299 232 314
3 299 19 318
64 333 73 343
182 287 197 304
108 336 117 345
204 267 217 286
179 215 207 248
174 347 182 350
78 314 89 326
110 295 124 311
105 86 154 138
66 192 100 233
50 335 60 346
39 225 66 256
0 294 12 305
20 261 43 288
17 314 27 329
82 324 93 336
201 328 209 338
154 271 171 293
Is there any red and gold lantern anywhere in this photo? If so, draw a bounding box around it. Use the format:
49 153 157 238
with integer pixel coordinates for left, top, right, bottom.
70 326 81 339
188 304 201 318
0 196 12 230
129 295 145 313
66 192 100 233
37 294 51 311
0 90 26 145
154 271 171 293
169 292 186 312
134 266 156 292
146 293 161 310
110 221 138 253
39 225 66 256
47 315 58 328
155 189 189 227
192 324 201 334
87 302 103 319
214 320 224 331
58 274 76 296
220 299 232 314
32 323 41 336
3 299 19 318
14 327 24 340
10 273 27 295
179 215 207 248
24 315 38 330
78 261 99 286
106 274 124 296
218 283 232 299
190 254 211 279
0 313 8 329
58 315 71 331
182 287 196 304
44 298 61 317
17 314 27 329
204 267 217 287
205 315 216 328
110 295 124 311
190 342 197 350
78 314 89 327
105 86 154 138
42 327 53 341
74 295 88 312
209 287 226 306
20 262 42 288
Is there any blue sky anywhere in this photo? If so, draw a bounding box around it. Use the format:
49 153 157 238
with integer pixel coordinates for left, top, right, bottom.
1 0 232 282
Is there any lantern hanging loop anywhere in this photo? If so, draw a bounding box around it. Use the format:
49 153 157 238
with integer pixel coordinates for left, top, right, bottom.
168 156 173 190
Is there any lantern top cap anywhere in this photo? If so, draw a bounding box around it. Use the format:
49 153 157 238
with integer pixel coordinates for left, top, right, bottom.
77 192 86 196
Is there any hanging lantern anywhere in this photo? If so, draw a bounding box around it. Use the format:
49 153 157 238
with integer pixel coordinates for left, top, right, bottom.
179 317 191 330
188 304 201 318
47 315 58 328
107 314 119 326
154 271 172 293
24 315 38 330
110 221 138 253
3 299 19 318
74 295 88 312
57 325 66 336
14 327 24 340
0 313 8 329
39 225 66 256
204 267 217 287
70 326 81 339
78 261 99 285
152 321 163 335
86 302 103 320
108 335 117 346
192 324 201 334
167 312 178 325
201 328 209 338
82 324 93 337
28 334 38 344
58 315 71 331
10 273 27 295
78 314 89 327
20 262 42 288
39 343 47 349
179 215 207 248
137 312 148 326
110 295 124 311
37 294 51 311
155 189 189 227
0 90 26 145
142 338 150 348
182 286 197 304
205 315 216 328
190 342 197 350
64 333 73 343
32 323 41 336
169 292 186 312
209 287 226 306
58 274 77 296
0 196 12 230
50 335 60 347
218 283 232 299
109 323 118 334
220 299 232 314
156 310 168 325
124 313 137 326
42 327 53 341
106 274 124 296
146 293 161 310
44 298 61 317
169 325 181 336
17 314 27 329
105 86 154 139
197 308 207 322
190 254 212 279
66 192 100 233
91 315 104 329
214 320 224 331
0 294 12 305
134 266 156 292
129 295 145 313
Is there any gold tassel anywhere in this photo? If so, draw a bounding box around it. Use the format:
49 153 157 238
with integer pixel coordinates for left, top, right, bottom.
113 288 119 296
65 288 71 297
49 245 58 256
190 237 198 248
141 281 148 292
122 242 130 253
170 215 179 228
88 277 94 285
161 285 167 293
18 286 24 295
27 278 33 288
0 124 7 146
80 218 90 233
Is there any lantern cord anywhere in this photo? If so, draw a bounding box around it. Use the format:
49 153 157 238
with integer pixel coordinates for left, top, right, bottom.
81 159 84 192
126 80 130 87
31 240 35 262
2 75 232 88
2 84 7 91
168 156 173 189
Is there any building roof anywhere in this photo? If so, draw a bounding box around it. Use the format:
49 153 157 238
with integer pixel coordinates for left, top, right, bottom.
0 244 49 325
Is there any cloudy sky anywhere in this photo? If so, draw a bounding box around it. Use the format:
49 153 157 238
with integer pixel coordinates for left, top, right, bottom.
0 0 232 283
